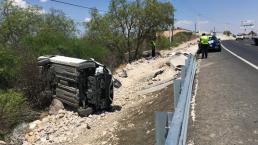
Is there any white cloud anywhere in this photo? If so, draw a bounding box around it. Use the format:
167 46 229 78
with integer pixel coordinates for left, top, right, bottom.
175 19 209 26
9 0 48 14
10 0 28 8
84 17 91 22
40 0 48 3
175 20 193 25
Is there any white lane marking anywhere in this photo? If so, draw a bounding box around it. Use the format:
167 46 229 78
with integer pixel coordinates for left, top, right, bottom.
221 44 258 70
190 73 198 123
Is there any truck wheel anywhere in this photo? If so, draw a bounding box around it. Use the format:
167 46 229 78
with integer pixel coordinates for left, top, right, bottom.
78 107 93 117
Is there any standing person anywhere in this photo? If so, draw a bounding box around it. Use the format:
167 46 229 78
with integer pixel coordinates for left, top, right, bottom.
151 39 156 57
200 33 209 59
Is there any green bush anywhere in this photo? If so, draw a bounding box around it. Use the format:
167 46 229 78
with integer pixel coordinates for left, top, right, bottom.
156 36 170 50
172 32 194 47
0 48 19 89
72 39 108 62
0 90 25 139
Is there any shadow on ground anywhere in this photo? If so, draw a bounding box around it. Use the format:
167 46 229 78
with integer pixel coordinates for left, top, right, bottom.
109 84 174 145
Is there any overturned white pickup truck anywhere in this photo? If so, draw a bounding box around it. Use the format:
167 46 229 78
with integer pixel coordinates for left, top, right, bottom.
37 55 114 116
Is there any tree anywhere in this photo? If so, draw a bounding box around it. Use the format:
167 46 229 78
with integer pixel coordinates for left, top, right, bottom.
248 31 257 36
223 31 232 36
0 0 78 89
0 0 77 53
85 0 174 63
21 8 77 55
0 0 42 49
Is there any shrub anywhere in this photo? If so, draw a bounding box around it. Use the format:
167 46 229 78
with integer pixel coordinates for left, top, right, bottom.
223 31 232 36
172 32 195 47
17 54 52 109
156 31 195 50
156 36 170 50
0 90 25 139
0 48 19 89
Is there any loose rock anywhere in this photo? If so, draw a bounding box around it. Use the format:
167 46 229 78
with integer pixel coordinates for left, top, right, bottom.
0 140 6 145
153 69 164 78
49 99 64 115
117 69 128 78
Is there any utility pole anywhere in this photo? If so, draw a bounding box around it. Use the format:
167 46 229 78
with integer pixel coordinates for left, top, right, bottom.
197 14 201 33
169 26 172 47
194 22 197 33
171 12 174 42
225 23 230 32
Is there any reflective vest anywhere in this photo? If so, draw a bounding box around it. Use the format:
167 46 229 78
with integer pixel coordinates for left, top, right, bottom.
200 35 209 44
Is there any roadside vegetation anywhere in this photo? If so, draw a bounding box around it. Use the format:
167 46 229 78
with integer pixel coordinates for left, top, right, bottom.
0 90 25 139
0 0 194 140
223 30 232 36
156 31 196 49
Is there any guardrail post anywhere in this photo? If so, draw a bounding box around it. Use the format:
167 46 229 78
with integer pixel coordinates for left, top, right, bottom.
155 112 174 145
173 79 181 108
180 66 186 81
181 55 191 85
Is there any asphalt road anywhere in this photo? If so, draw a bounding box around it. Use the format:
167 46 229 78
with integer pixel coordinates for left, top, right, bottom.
222 39 258 66
187 40 258 145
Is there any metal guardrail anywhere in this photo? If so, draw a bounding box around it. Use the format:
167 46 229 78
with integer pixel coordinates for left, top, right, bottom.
155 54 197 145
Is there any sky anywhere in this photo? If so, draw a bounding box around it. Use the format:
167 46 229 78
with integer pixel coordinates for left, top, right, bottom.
8 0 258 34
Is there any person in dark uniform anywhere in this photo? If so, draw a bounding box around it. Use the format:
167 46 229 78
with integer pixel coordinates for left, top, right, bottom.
151 40 156 57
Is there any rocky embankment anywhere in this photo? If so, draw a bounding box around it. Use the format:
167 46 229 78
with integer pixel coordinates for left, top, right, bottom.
8 40 198 145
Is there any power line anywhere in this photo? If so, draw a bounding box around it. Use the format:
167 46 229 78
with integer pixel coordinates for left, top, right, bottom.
48 0 107 12
183 2 220 24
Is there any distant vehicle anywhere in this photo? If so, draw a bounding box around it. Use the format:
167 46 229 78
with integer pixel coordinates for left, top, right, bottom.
208 35 221 52
236 34 244 40
243 34 253 39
